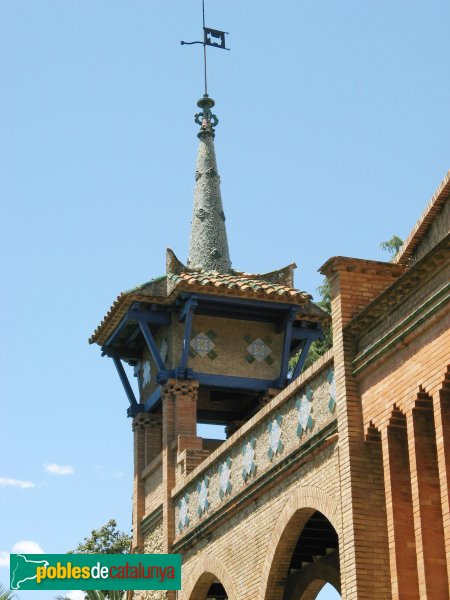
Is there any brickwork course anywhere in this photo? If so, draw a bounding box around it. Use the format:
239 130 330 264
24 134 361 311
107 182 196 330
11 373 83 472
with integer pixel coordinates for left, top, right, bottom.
91 98 449 599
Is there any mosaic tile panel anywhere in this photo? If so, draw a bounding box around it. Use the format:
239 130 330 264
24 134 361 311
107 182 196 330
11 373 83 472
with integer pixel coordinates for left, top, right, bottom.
244 335 274 365
327 369 336 413
197 476 210 515
242 438 256 481
267 414 283 460
296 387 314 437
190 330 218 360
159 339 168 364
218 458 232 499
142 360 152 387
178 494 189 532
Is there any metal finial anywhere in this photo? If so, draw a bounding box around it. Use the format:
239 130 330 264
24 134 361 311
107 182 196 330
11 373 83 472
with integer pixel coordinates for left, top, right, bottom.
180 0 229 97
194 94 219 137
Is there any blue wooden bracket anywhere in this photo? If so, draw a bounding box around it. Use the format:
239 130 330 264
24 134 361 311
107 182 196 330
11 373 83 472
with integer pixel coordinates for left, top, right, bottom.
112 355 138 410
179 296 198 323
104 308 170 347
127 403 145 418
291 338 314 381
277 308 298 386
177 297 197 377
291 326 323 341
138 319 166 372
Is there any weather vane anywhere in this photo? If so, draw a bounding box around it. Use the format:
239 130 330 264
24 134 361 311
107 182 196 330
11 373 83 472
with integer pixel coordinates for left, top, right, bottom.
181 0 229 96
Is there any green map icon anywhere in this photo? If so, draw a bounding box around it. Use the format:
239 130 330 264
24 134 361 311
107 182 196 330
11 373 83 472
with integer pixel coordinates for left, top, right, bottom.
10 554 49 590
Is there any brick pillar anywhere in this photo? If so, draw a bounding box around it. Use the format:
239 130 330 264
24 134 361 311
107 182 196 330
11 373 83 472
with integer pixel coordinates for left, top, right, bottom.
381 410 419 599
407 397 448 599
161 380 199 549
132 412 162 551
320 257 402 599
145 414 162 465
433 368 450 582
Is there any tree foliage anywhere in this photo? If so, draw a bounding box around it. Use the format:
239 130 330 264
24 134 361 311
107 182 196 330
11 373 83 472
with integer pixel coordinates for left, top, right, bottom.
69 520 131 555
380 235 403 261
0 584 16 600
289 278 333 374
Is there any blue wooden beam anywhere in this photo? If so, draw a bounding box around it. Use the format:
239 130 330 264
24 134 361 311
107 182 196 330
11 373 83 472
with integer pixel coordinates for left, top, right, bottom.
138 319 166 372
180 292 299 313
128 309 170 326
177 298 197 376
194 372 281 392
144 387 162 412
112 356 138 409
291 338 314 381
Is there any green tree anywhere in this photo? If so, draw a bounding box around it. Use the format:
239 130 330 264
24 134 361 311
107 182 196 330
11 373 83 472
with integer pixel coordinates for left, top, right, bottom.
289 278 333 375
0 584 16 600
69 520 131 555
380 235 403 261
68 520 131 598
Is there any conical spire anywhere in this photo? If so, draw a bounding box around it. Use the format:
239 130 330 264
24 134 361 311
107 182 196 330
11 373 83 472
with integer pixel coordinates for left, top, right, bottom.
187 95 231 273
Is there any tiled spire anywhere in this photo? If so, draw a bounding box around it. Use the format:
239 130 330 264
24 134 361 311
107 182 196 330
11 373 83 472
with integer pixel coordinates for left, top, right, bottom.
187 95 231 273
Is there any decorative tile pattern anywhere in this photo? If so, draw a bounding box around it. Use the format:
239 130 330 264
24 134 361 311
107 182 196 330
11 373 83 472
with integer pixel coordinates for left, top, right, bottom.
244 335 274 365
267 415 283 460
296 387 314 437
178 494 189 532
327 369 336 414
142 360 152 387
159 339 168 363
190 330 218 360
218 458 232 499
197 476 210 515
242 438 256 481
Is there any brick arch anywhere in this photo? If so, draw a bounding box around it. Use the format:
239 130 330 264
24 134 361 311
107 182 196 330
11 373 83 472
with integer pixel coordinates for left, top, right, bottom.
258 486 340 600
180 553 239 600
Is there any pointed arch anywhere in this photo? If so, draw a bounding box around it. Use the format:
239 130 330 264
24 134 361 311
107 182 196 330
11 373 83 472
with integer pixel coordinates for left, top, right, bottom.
180 553 239 600
258 486 340 600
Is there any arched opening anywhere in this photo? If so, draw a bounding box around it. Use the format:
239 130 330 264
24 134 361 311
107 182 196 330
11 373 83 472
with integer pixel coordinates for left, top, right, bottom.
205 582 228 599
182 556 237 600
186 573 229 600
284 511 340 600
261 501 341 600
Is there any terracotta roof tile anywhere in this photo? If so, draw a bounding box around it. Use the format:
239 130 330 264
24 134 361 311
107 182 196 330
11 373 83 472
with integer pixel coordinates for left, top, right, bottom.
395 170 450 266
89 268 326 347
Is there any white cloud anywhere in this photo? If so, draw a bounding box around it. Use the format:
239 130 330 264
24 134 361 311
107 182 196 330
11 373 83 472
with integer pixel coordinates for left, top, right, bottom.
0 552 10 568
113 471 124 479
44 463 75 476
0 541 44 570
65 591 86 600
0 477 35 489
12 541 44 554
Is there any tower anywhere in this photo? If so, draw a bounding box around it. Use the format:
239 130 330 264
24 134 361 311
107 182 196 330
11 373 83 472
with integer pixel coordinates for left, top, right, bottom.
89 91 329 563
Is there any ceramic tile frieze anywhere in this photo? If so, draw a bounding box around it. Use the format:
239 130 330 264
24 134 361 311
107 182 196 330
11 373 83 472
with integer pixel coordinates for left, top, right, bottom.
189 330 218 360
174 359 335 538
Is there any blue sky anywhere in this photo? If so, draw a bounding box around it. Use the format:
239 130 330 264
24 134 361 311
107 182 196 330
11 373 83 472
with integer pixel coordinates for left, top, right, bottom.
1 2 449 600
